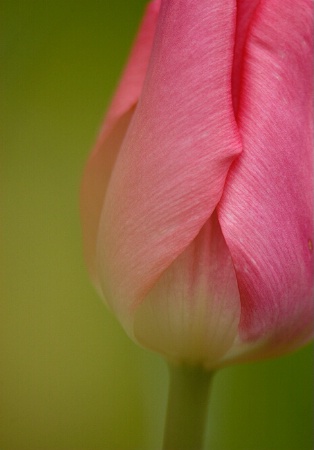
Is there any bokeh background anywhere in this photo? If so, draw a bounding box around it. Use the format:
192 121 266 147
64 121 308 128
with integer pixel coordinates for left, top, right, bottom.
1 1 313 449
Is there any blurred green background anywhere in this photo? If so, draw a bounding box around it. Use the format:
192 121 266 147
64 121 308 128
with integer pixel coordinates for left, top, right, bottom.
1 1 313 449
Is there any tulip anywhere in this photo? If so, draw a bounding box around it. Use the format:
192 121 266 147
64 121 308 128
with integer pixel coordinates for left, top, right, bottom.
81 1 313 447
81 0 313 370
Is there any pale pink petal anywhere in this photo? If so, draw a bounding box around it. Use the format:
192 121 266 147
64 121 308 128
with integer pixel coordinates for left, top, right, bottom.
219 0 313 359
80 108 135 288
97 0 242 330
97 0 161 142
133 212 241 369
80 0 160 285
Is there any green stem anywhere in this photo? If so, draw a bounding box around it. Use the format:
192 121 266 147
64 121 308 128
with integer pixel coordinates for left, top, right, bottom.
162 363 213 450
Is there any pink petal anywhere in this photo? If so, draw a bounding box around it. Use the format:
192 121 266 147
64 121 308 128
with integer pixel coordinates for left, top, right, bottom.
97 0 161 142
97 0 242 329
80 0 160 286
232 0 261 114
219 0 313 359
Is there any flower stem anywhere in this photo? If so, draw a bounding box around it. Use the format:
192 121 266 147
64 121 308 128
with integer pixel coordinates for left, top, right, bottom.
162 363 213 450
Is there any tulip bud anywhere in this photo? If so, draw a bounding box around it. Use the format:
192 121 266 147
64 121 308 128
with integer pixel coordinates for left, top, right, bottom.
81 0 313 370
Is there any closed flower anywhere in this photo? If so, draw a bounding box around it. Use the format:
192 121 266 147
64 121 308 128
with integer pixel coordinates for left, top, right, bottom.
81 0 313 369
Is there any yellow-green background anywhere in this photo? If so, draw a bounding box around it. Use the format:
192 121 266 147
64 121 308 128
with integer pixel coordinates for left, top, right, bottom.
1 1 313 449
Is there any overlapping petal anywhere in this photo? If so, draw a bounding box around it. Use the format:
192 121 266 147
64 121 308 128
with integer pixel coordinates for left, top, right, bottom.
80 0 160 286
219 0 313 360
133 212 241 369
96 0 242 332
97 0 161 141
